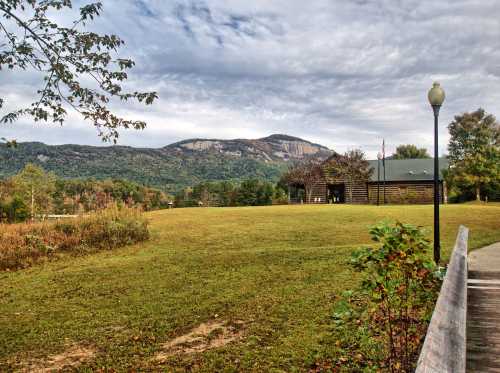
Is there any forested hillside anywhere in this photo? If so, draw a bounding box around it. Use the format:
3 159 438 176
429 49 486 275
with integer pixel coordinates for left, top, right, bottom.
0 135 332 192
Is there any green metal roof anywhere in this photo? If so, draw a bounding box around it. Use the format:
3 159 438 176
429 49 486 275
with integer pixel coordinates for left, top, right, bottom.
367 158 449 182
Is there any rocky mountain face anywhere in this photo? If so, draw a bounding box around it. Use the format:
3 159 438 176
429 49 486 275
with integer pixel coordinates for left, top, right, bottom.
168 134 332 162
0 134 333 192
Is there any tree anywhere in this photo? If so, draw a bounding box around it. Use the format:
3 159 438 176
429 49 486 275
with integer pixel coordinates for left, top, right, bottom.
0 1 157 142
447 108 500 201
0 178 28 222
12 163 55 219
325 150 372 203
0 194 29 222
255 181 274 205
282 160 324 203
233 179 259 206
392 144 430 159
231 179 274 206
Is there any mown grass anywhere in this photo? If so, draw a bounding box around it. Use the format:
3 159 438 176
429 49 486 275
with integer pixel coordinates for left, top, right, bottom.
0 204 499 371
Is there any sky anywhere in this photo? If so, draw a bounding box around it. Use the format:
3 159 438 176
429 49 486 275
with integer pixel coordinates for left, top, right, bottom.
1 0 500 158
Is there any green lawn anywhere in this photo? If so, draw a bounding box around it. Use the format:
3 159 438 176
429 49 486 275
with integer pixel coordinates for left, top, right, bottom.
1 204 499 371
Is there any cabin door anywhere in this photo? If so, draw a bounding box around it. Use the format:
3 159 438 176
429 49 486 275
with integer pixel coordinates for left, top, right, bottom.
328 184 345 204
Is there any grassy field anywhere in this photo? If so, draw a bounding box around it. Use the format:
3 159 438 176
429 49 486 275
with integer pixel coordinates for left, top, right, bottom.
1 204 499 371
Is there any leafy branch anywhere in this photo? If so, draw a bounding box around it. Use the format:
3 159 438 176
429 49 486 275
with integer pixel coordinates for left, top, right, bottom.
0 0 158 142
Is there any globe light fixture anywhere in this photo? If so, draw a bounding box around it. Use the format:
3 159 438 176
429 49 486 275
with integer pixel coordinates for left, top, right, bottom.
428 82 445 264
428 82 446 107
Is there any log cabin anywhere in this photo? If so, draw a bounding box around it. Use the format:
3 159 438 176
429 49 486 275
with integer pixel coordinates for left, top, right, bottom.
289 157 449 205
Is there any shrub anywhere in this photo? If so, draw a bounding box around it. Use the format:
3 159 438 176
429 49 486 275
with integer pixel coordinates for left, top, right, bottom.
324 222 443 372
0 195 30 223
0 206 149 270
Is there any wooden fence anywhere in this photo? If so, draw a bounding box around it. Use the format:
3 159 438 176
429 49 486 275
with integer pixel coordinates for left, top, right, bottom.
415 225 468 373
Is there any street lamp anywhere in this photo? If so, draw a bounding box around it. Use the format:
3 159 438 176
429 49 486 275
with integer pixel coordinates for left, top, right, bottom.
428 82 445 264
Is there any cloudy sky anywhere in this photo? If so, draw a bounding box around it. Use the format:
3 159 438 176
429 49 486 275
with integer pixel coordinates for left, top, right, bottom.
1 0 500 157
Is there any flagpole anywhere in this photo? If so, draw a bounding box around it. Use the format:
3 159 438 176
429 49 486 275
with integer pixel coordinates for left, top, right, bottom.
377 153 381 206
382 139 386 204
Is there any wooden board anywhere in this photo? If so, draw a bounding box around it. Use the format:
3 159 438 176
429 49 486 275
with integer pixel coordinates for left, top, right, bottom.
467 271 500 372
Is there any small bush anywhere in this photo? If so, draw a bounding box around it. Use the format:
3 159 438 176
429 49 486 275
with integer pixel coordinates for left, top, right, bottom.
0 206 149 270
321 222 443 372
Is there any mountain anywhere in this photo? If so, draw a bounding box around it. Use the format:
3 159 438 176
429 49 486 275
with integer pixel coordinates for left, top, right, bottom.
0 134 333 192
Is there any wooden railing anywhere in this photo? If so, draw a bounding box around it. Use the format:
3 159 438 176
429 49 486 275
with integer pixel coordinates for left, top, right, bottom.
415 225 468 373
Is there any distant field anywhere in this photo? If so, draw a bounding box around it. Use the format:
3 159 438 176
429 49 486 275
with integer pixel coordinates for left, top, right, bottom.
1 204 499 371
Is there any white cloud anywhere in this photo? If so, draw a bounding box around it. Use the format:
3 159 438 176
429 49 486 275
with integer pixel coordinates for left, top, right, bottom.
1 0 500 159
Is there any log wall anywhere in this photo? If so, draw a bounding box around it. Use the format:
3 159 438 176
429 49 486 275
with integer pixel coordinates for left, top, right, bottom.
367 181 444 204
299 179 445 205
293 163 446 205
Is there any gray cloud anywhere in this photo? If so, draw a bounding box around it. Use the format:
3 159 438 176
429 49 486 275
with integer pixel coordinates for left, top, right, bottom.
1 0 500 157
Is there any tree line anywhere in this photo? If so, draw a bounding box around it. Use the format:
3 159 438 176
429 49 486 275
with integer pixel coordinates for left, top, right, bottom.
0 164 173 223
174 179 288 208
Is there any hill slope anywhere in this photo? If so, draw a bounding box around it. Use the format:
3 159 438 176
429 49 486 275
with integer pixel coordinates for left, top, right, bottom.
1 205 499 370
0 134 332 192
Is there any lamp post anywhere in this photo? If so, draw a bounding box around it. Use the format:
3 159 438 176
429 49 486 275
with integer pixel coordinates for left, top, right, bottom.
428 82 445 264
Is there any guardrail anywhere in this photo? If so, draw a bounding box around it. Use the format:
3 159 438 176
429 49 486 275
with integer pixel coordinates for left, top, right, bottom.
34 214 78 220
415 225 468 373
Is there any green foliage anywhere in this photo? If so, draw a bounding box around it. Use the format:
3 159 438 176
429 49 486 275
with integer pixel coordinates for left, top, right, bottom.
0 0 157 142
392 144 430 159
329 222 442 371
0 194 29 222
175 179 283 207
0 205 149 270
0 164 173 222
272 185 289 205
234 179 274 206
12 163 56 219
447 108 500 201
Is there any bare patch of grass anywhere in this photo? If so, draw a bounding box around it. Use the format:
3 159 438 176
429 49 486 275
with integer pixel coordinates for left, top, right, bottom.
23 344 95 372
155 320 245 361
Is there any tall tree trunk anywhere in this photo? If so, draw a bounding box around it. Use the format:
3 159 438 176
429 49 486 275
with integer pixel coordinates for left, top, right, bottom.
476 185 481 201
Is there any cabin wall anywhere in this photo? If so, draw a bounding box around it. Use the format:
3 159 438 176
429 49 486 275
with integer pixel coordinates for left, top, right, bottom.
295 163 446 204
321 165 368 204
367 181 444 204
299 179 445 205
307 182 327 203
288 183 327 204
345 181 369 204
